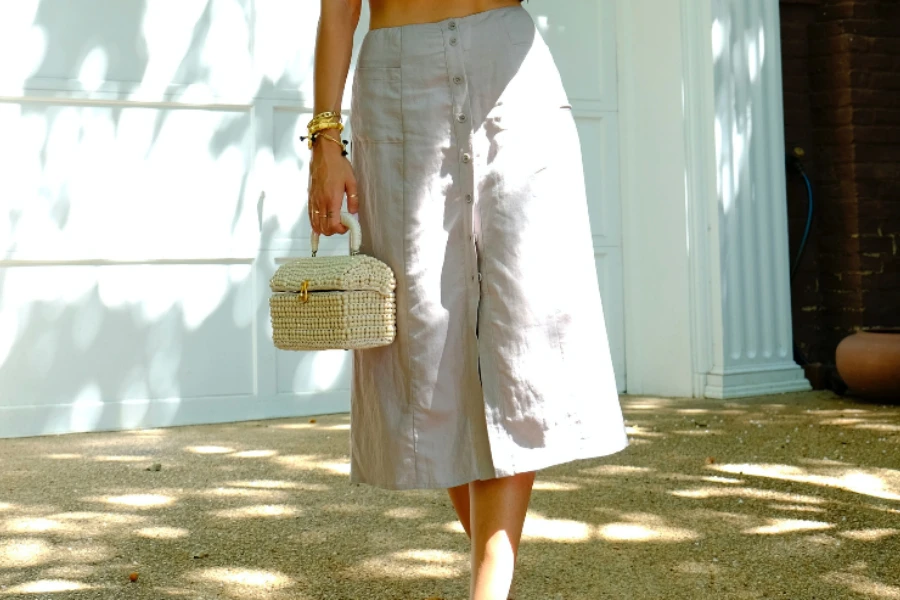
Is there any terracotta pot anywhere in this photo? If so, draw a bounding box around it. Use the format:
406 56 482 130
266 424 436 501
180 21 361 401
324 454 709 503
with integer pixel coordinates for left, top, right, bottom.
835 330 900 401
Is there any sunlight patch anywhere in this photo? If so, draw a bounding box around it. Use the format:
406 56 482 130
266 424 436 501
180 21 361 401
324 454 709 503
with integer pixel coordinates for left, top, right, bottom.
188 567 295 589
4 518 62 533
671 486 825 504
354 549 467 579
274 454 350 475
226 480 330 491
581 465 655 476
840 529 899 542
712 463 900 501
533 480 582 491
4 579 91 593
593 512 700 543
851 423 900 433
823 572 900 599
596 522 699 543
442 521 466 534
269 423 316 430
701 476 743 484
325 423 351 431
232 450 278 458
0 538 52 567
194 487 288 501
743 518 832 535
522 512 592 542
103 494 174 508
185 445 234 454
767 503 826 513
210 504 300 519
53 511 144 524
623 426 666 439
135 526 190 539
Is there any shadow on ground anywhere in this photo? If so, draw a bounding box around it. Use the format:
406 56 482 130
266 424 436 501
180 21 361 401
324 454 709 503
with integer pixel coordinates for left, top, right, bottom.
0 390 897 599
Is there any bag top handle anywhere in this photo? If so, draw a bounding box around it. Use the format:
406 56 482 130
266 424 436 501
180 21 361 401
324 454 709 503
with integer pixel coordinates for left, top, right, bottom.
310 211 361 257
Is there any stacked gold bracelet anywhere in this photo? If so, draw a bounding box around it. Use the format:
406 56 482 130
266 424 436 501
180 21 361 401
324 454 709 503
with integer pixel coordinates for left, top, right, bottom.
300 111 350 157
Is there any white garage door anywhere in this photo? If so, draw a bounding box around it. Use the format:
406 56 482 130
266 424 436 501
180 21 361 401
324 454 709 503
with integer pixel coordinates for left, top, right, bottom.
529 1 625 391
0 0 623 439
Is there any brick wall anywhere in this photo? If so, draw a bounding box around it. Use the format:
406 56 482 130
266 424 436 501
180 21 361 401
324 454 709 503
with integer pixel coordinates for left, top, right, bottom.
780 0 900 388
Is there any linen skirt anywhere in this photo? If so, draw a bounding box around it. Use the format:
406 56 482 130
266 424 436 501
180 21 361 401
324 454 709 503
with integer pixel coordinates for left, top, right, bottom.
347 5 628 490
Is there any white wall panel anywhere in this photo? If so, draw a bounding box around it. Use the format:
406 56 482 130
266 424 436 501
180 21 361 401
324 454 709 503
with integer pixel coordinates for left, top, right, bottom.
574 112 621 247
532 0 618 112
276 350 351 396
595 248 626 391
0 262 257 435
1 101 255 260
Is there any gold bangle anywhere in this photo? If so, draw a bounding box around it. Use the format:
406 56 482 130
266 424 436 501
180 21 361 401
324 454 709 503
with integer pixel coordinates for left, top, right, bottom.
308 121 344 136
308 115 342 130
306 122 344 149
308 111 341 125
308 117 342 130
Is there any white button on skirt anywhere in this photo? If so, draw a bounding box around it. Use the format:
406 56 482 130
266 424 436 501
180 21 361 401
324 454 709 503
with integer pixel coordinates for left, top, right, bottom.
347 5 628 490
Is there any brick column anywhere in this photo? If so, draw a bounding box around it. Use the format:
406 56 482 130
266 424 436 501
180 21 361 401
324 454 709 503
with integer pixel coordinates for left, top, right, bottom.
807 0 900 370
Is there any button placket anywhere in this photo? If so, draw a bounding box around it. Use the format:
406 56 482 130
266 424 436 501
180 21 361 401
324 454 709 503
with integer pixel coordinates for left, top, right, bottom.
443 18 480 338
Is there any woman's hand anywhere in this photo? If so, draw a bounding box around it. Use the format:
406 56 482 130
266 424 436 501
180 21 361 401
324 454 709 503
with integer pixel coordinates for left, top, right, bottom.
308 130 359 236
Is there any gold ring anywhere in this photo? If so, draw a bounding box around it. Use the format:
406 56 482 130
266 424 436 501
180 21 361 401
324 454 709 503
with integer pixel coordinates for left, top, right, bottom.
349 193 358 198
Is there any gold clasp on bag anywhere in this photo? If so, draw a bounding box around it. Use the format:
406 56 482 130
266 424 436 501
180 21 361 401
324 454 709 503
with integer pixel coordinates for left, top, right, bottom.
299 280 310 303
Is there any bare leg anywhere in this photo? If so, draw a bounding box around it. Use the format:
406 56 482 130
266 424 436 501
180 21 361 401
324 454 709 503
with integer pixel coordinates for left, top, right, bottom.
447 479 524 600
447 482 472 538
469 472 535 600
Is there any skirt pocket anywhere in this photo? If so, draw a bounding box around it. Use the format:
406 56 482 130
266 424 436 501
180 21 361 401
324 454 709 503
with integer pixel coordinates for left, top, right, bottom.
351 67 403 143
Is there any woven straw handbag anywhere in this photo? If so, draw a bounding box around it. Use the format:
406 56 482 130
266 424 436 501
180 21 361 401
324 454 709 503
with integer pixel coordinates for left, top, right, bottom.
269 212 397 351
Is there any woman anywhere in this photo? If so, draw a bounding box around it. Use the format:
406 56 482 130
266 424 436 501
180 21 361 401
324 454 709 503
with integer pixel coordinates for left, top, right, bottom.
307 1 628 598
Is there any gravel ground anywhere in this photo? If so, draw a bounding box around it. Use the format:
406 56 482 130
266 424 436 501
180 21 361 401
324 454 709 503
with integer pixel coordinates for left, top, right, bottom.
0 390 897 600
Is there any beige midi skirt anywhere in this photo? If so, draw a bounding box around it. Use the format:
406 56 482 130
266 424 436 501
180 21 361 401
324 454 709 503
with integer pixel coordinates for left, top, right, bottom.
347 5 628 490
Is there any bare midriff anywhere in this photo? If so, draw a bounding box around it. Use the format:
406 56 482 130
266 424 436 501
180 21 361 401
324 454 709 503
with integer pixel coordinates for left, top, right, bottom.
368 0 522 30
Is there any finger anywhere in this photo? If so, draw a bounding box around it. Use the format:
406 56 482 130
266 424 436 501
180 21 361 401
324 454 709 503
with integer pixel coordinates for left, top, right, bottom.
314 205 330 236
325 211 344 236
320 213 332 236
346 180 359 215
332 213 348 234
310 205 322 235
328 199 348 234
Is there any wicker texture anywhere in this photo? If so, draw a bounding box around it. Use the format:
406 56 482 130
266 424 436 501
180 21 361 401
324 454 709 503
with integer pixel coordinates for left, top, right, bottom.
270 255 395 297
269 212 397 351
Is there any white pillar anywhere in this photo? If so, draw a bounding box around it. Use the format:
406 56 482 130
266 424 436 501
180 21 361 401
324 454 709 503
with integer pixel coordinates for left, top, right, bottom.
618 0 809 398
700 0 810 397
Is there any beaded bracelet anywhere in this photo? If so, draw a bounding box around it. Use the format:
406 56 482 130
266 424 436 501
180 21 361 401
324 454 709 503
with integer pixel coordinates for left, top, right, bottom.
300 131 350 157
